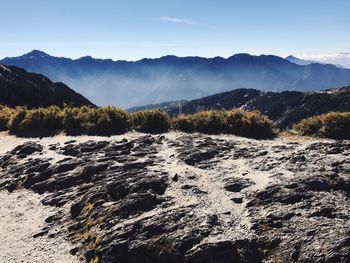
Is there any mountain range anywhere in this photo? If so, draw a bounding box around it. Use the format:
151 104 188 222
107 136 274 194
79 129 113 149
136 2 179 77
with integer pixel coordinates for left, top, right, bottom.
129 87 350 129
2 50 350 108
0 64 94 108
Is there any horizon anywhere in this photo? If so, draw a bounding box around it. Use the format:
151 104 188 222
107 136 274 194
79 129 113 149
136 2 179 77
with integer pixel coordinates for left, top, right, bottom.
1 0 350 62
2 49 350 68
0 49 307 62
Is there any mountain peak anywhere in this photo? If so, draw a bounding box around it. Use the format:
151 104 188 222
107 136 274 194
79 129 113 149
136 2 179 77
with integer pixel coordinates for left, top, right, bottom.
23 50 50 59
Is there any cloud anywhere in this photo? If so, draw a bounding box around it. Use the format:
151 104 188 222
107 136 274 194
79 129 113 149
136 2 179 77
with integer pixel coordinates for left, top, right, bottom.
154 16 195 25
298 53 350 68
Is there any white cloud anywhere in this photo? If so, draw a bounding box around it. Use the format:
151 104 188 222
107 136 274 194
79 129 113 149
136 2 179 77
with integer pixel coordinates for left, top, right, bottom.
154 16 195 25
298 53 350 68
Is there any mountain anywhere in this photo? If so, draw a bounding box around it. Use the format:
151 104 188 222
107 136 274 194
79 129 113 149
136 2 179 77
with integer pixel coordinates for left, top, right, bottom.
128 100 188 113
2 50 350 108
285 55 315 65
0 64 94 108
132 87 350 128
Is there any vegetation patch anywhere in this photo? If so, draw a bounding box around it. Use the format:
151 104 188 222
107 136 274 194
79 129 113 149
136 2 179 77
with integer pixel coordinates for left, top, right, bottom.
8 106 63 137
0 106 278 139
63 106 131 136
173 109 275 139
293 112 350 139
0 106 17 131
132 109 171 134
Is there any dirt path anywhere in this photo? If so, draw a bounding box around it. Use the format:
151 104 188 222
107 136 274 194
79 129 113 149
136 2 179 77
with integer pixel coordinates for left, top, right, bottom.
0 190 77 263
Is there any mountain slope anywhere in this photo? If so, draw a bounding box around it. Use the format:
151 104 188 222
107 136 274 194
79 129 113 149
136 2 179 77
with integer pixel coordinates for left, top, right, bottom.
2 50 350 108
0 64 95 108
132 87 350 128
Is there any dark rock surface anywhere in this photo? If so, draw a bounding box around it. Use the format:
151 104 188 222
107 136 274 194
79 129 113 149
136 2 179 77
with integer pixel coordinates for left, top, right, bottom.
0 133 349 262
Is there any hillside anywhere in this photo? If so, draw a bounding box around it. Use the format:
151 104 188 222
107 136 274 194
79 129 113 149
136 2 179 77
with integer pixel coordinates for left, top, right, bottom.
131 87 350 128
2 50 350 108
0 64 94 108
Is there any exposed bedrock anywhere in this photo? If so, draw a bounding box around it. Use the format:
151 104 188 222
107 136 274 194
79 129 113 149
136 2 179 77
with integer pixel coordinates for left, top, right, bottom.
0 133 349 262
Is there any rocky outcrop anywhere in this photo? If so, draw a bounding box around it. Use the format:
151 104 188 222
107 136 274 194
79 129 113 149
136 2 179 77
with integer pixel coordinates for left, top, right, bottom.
0 133 349 262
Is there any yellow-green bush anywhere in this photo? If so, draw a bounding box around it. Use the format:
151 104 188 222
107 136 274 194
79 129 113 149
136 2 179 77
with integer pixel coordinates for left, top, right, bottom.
0 105 274 139
0 106 17 131
173 109 274 139
132 109 171 134
190 110 226 134
63 106 131 135
172 114 196 133
8 106 63 137
294 112 350 139
226 109 274 139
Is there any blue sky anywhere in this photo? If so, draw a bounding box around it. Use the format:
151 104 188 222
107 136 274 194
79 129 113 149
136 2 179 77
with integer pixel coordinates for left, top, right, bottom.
1 0 349 60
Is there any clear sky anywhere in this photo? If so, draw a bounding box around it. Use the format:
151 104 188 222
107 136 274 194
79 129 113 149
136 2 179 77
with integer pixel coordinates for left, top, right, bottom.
1 0 349 60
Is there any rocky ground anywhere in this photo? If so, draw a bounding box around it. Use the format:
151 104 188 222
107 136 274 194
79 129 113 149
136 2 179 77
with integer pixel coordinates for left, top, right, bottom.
0 132 349 263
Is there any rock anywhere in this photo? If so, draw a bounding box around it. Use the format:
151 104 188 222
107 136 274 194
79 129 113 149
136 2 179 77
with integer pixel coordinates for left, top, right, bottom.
231 197 243 204
172 173 179 182
0 135 349 263
10 142 43 156
224 178 254 192
70 202 84 219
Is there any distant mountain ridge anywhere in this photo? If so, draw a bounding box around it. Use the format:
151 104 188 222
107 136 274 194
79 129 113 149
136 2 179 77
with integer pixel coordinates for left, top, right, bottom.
130 87 350 128
285 55 316 65
0 64 94 108
2 50 350 108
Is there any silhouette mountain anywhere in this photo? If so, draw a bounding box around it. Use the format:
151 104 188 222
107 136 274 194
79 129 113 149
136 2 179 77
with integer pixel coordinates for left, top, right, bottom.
0 64 95 108
2 50 350 108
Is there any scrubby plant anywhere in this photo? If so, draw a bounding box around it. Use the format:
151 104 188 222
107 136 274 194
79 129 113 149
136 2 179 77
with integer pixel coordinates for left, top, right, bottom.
0 106 17 131
1 105 275 139
63 106 131 136
85 107 131 135
190 110 226 134
62 106 88 135
8 106 63 137
173 109 274 139
132 109 171 134
172 114 196 133
226 109 274 139
294 112 350 139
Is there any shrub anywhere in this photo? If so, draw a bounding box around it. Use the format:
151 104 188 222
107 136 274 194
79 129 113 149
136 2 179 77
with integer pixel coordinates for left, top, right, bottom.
226 109 274 139
190 110 226 134
86 107 131 135
63 106 131 136
173 109 274 139
294 112 350 139
172 114 196 133
132 109 171 134
0 106 17 131
62 106 88 135
8 106 63 137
